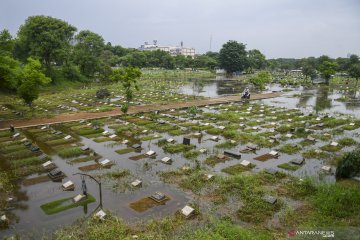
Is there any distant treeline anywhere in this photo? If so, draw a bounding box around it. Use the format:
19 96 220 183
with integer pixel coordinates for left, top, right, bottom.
1 15 359 91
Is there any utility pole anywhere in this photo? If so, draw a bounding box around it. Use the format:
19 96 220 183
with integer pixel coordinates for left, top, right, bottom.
74 173 102 208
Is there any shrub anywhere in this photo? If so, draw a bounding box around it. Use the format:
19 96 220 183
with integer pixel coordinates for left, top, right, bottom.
336 150 360 179
96 88 110 99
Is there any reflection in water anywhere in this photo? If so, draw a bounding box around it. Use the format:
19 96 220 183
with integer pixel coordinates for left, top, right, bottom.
315 87 331 113
296 94 312 108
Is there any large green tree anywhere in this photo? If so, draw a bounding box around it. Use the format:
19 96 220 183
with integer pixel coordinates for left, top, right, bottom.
110 66 142 113
348 63 360 87
16 16 76 75
18 58 51 107
73 30 105 78
247 49 267 72
0 30 21 91
318 60 338 84
249 71 272 91
219 40 248 74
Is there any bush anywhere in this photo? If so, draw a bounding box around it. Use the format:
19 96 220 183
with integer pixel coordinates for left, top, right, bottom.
96 88 110 99
336 150 360 179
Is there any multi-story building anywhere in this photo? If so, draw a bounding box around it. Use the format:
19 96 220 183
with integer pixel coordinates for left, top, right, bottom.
139 40 195 58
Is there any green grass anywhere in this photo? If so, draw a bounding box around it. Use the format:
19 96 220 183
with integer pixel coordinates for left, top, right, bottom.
4 149 35 160
73 128 104 136
115 148 135 155
105 169 130 179
0 131 12 137
40 194 96 215
278 144 301 154
302 149 330 159
338 137 357 146
10 156 47 168
58 147 84 158
221 163 256 175
140 135 162 141
46 138 77 146
311 182 360 219
320 144 343 152
183 149 200 159
163 143 195 154
215 141 237 149
204 155 229 167
277 163 300 171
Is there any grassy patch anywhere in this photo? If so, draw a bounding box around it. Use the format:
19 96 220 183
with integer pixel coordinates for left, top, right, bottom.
40 194 96 215
204 155 230 167
320 144 343 152
338 137 357 146
278 144 301 154
163 143 195 154
140 135 162 141
215 141 237 149
58 147 84 158
183 150 200 159
104 169 130 179
115 148 135 155
222 163 256 175
302 149 330 159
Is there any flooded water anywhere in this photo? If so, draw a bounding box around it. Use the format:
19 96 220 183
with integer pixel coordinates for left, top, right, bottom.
180 79 360 117
1 78 360 239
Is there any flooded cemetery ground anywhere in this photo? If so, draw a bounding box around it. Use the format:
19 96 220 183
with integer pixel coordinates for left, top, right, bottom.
1 79 360 239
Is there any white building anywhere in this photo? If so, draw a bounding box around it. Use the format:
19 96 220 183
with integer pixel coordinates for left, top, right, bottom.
139 40 195 58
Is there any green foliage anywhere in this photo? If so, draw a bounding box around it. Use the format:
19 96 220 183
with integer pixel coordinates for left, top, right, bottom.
58 147 83 158
336 150 360 178
17 58 51 106
0 54 21 91
318 60 338 83
247 49 267 71
16 15 76 73
312 183 360 219
105 169 130 179
73 30 105 78
120 103 129 114
40 194 96 215
219 40 248 73
110 66 142 105
163 143 195 153
187 105 199 116
96 88 110 99
249 71 271 90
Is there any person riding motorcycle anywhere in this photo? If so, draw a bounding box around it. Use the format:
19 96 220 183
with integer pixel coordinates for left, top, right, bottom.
241 87 250 99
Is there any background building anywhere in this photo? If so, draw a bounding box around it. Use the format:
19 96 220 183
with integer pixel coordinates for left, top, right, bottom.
139 40 195 58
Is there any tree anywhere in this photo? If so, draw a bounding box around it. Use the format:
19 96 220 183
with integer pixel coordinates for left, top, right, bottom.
249 71 271 91
73 30 105 78
0 29 15 53
219 40 248 74
16 16 76 75
110 66 142 113
0 55 21 91
302 63 317 81
349 63 360 87
120 51 148 67
318 61 338 84
247 49 267 72
18 58 51 107
0 30 21 91
336 150 360 179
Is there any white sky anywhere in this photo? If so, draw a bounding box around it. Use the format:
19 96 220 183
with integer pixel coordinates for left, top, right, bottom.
1 0 359 58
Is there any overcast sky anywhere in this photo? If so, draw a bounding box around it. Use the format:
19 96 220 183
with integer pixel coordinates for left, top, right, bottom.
1 0 359 58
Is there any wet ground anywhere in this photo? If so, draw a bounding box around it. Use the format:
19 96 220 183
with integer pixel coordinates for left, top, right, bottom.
1 79 359 239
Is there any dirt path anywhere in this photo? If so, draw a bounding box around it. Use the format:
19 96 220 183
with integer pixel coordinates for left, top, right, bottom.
0 92 281 130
